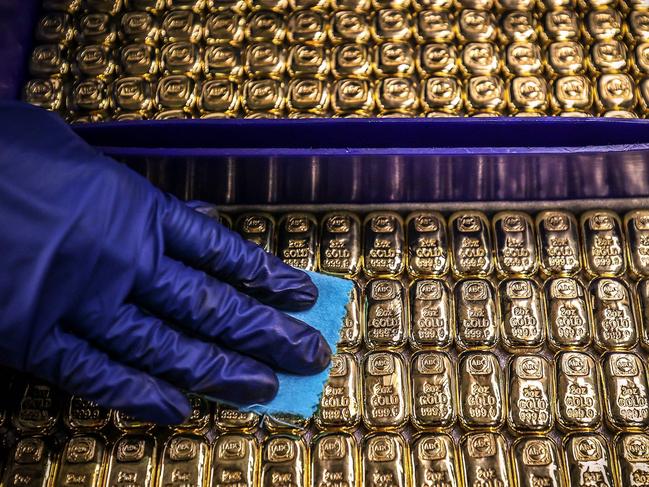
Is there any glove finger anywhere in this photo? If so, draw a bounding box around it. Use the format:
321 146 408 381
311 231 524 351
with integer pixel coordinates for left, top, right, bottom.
27 327 190 424
71 304 279 405
157 195 317 311
133 255 331 375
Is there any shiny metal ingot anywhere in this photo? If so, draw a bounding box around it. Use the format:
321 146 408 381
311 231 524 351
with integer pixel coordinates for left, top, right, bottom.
449 211 493 277
244 42 285 79
204 13 245 45
362 433 408 487
120 43 158 77
371 9 412 43
458 352 505 430
454 279 498 350
556 351 602 431
29 44 69 77
330 11 371 44
161 41 202 77
204 45 243 80
415 11 454 44
624 210 649 278
319 211 361 277
198 79 239 115
241 78 284 114
362 351 408 430
511 436 564 487
499 278 545 352
505 42 542 77
287 44 329 79
406 212 448 277
629 10 649 42
500 11 537 44
245 11 286 44
551 76 593 113
602 353 649 431
411 434 459 487
338 284 362 351
460 42 500 76
175 395 211 433
536 210 581 276
457 10 497 43
311 433 358 487
564 433 615 487
411 351 457 429
1 436 57 487
331 0 371 10
23 78 65 111
214 403 260 432
287 78 329 114
583 9 623 43
509 76 548 113
365 279 406 350
375 77 418 113
235 213 275 252
55 434 107 487
613 433 649 486
374 42 415 77
410 279 453 349
160 10 203 43
546 41 586 77
286 10 327 45
363 212 404 277
65 396 110 431
261 435 307 487
492 211 537 276
465 75 506 114
77 13 117 45
595 74 637 112
316 353 361 430
12 383 60 434
590 278 638 351
74 45 116 79
544 277 591 350
211 434 258 487
119 11 158 45
417 45 458 78
263 413 311 434
543 10 579 42
277 213 318 269
158 434 209 487
507 355 554 433
155 75 197 111
420 77 462 113
35 12 75 45
332 44 371 78
634 43 649 77
106 434 157 487
589 40 628 74
113 411 154 431
459 432 510 487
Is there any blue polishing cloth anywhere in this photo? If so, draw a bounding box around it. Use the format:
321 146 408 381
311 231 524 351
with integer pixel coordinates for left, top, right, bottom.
240 271 353 418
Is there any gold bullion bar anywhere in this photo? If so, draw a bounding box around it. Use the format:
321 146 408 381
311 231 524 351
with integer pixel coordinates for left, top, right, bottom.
65 396 110 431
500 11 537 44
261 435 307 487
589 277 638 351
564 433 615 487
507 355 554 433
330 11 371 44
546 41 585 78
374 42 415 78
277 213 317 271
535 210 581 276
12 382 60 434
406 211 448 277
338 283 362 351
636 279 649 350
316 353 361 430
589 40 628 75
331 44 371 79
582 9 623 43
624 210 649 278
613 432 649 486
287 44 329 79
287 10 327 45
410 351 457 430
371 9 413 43
544 277 592 350
508 76 549 114
363 212 405 277
580 210 626 277
499 278 545 352
449 211 493 277
419 76 462 114
457 10 497 43
416 44 458 78
465 75 506 114
113 411 154 432
595 74 637 113
105 433 157 487
211 433 258 487
157 433 209 487
505 42 543 77
55 434 107 487
362 433 408 487
454 278 498 350
311 433 358 487
1 436 57 487
319 212 361 277
458 351 505 430
409 279 453 349
414 11 454 44
263 414 311 434
555 351 602 431
492 211 537 277
214 403 260 432
365 278 407 350
459 42 499 75
235 213 275 253
511 436 564 487
411 434 459 487
543 10 579 42
175 395 211 433
459 432 511 487
362 351 409 430
602 352 649 431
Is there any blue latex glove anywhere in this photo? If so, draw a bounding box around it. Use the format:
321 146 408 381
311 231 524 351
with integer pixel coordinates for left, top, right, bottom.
0 102 331 424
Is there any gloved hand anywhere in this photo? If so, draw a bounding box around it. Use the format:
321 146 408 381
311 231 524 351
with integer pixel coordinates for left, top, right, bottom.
0 102 330 424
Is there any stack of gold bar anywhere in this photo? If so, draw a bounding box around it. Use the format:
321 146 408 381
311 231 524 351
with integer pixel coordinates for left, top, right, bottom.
3 207 649 486
21 0 649 119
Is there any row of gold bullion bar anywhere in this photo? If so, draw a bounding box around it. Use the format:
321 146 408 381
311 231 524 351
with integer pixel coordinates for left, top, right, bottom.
22 0 649 119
